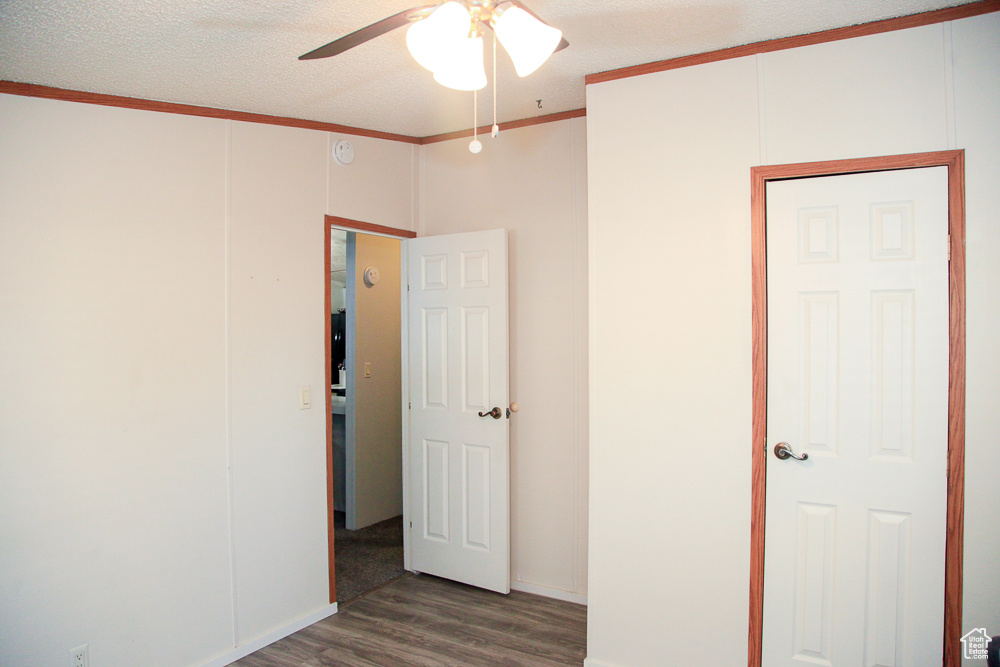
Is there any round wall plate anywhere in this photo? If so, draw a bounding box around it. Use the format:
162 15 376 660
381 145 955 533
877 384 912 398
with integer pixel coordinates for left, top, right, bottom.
333 139 354 165
363 266 380 287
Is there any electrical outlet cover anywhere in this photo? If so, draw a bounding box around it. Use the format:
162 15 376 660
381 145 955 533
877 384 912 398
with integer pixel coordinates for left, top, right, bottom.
70 645 88 667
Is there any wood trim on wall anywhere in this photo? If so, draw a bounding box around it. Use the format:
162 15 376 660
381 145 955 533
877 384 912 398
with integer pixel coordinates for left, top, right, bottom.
326 215 417 239
419 108 586 144
587 0 1000 86
324 219 337 604
0 81 421 144
748 150 966 667
944 151 967 666
1 81 584 145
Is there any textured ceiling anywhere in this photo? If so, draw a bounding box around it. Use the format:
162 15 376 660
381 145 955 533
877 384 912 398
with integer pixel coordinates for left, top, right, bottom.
0 0 978 137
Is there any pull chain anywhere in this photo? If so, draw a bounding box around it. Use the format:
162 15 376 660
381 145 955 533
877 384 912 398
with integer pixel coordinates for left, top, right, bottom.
469 88 482 153
492 29 499 138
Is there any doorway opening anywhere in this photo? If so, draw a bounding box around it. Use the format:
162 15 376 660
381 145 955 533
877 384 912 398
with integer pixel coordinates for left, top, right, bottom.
324 218 514 604
325 217 415 605
747 150 966 667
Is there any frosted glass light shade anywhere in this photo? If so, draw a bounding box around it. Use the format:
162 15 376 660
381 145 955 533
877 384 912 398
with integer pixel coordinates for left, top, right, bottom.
406 1 471 73
432 35 487 91
491 3 562 77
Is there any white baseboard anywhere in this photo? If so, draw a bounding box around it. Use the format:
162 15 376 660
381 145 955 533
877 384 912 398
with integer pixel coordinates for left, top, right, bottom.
199 602 338 667
510 580 587 606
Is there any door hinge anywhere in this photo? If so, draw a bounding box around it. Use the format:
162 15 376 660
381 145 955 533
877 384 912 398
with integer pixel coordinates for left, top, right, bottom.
408 402 411 409
409 521 413 528
948 234 951 261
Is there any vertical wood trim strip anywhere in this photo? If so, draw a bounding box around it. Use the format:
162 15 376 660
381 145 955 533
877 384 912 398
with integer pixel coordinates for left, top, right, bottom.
944 150 966 667
325 220 337 604
747 150 965 667
748 166 768 667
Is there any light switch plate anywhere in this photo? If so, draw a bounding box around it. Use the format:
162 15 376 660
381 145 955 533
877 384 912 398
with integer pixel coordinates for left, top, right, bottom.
299 386 311 409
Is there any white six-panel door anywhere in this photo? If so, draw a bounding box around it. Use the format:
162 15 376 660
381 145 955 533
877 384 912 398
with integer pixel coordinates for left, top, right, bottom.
763 168 949 666
406 229 510 594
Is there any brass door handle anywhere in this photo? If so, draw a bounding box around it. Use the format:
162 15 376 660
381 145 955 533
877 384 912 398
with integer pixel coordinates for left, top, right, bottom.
478 407 502 419
774 442 808 461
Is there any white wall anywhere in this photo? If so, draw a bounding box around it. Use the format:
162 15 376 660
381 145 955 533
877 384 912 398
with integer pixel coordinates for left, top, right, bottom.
951 14 1000 659
0 96 234 667
328 135 419 231
585 13 1000 667
227 120 329 644
420 118 590 600
0 95 416 666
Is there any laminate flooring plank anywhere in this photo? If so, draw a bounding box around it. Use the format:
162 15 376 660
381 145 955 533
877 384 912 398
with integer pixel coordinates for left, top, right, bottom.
300 650 382 667
232 574 586 667
387 580 585 634
361 577 577 634
299 607 540 667
386 576 585 631
330 603 581 667
353 579 585 661
234 646 308 667
346 595 584 663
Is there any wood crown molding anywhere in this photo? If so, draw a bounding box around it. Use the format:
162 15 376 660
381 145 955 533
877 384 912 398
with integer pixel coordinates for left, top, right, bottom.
419 108 586 144
747 150 966 667
11 1 995 140
1 80 584 145
326 216 417 239
587 0 1000 85
0 81 422 144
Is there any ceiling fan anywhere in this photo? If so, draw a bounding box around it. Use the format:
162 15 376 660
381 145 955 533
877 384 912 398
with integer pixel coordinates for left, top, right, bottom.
299 1 569 91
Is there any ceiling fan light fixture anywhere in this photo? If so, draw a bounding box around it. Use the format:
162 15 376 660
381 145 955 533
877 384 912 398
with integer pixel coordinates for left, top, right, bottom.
432 34 488 91
491 3 562 77
406 1 471 72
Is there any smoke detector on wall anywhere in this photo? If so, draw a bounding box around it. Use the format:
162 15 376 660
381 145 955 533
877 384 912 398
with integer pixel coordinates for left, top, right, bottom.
333 139 354 165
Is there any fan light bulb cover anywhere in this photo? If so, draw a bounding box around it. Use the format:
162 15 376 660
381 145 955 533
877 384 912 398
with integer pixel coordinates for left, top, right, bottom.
432 35 487 91
406 1 471 73
491 3 562 77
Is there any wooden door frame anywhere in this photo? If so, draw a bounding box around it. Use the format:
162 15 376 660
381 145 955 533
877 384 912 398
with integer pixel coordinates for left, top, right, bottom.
324 215 417 604
747 150 966 666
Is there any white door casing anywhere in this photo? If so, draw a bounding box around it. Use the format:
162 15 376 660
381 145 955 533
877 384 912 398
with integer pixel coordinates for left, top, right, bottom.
762 168 950 666
406 229 510 594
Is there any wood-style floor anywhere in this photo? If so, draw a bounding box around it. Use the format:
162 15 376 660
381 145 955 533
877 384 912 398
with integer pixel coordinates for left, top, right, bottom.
233 573 587 667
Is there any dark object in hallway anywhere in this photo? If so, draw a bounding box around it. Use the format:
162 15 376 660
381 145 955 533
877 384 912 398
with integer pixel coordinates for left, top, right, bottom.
234 573 587 666
334 511 404 603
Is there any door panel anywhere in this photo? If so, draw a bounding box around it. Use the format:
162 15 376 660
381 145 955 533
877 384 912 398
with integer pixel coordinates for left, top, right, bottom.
407 229 509 594
763 168 949 666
